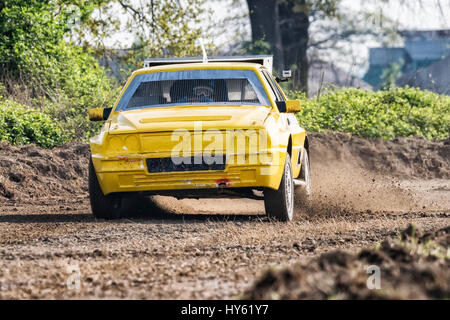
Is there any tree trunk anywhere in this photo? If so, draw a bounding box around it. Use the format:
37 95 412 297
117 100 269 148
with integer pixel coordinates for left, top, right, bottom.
247 0 272 42
247 0 284 71
279 0 309 93
273 3 284 71
246 0 310 93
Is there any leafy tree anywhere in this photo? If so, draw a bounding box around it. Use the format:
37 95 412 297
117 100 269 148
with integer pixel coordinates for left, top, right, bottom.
69 0 215 81
0 0 113 138
0 0 213 140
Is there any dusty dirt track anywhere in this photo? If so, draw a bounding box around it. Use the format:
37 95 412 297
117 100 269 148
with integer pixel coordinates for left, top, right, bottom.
0 132 449 299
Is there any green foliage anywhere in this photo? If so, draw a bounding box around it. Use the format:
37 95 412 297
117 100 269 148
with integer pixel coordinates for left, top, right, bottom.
291 87 450 140
242 39 272 55
27 41 118 140
0 99 67 148
0 0 214 142
106 0 214 81
0 0 116 140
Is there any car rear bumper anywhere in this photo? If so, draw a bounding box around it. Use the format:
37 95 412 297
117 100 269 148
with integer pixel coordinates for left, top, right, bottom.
91 152 285 195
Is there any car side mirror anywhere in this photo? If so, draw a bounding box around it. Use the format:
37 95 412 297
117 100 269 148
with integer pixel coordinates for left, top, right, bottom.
286 100 301 113
277 100 301 113
89 107 112 121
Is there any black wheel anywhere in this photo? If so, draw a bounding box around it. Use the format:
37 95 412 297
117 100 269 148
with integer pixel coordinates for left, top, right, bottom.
264 154 294 221
295 148 311 203
88 158 122 219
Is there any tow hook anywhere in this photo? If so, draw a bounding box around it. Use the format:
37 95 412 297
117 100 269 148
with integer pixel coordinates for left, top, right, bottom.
216 179 230 188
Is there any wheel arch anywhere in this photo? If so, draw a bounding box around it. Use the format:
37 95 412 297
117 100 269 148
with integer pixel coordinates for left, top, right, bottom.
287 135 293 158
304 135 310 156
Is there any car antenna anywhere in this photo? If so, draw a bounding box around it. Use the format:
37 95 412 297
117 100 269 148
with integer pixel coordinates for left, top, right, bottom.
200 39 208 63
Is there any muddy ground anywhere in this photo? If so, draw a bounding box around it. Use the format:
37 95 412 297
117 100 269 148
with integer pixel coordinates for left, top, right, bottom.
0 132 449 299
244 225 449 299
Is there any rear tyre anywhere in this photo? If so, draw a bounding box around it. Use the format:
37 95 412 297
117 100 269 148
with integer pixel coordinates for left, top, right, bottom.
89 158 122 220
264 154 294 222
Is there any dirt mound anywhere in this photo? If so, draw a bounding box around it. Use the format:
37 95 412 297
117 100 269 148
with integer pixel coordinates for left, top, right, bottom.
243 225 450 300
295 133 450 216
310 132 450 179
0 141 89 200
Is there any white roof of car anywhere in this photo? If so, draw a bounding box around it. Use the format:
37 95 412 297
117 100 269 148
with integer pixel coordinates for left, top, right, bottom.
144 55 273 73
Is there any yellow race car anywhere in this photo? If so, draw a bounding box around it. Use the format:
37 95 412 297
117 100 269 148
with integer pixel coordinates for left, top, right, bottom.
88 56 310 221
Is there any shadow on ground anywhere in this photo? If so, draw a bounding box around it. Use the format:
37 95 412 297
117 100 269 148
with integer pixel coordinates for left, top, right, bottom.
0 196 267 224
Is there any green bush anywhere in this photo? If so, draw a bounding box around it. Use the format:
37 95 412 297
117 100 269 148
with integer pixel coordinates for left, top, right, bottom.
0 99 67 148
7 34 117 141
290 87 450 140
37 42 119 140
0 0 117 141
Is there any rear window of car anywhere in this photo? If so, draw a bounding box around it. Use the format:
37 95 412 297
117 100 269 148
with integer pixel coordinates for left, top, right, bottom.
115 69 271 111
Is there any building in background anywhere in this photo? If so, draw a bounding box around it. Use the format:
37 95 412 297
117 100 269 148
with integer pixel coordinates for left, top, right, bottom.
397 55 450 95
364 30 450 91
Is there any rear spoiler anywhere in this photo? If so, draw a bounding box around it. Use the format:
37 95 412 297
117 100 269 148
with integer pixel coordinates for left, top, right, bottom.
144 55 273 73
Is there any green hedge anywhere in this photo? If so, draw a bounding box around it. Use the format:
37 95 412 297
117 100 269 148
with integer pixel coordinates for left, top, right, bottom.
2 86 449 149
0 99 67 148
291 87 450 140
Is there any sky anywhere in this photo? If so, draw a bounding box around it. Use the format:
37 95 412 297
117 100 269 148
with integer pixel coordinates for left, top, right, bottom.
342 0 450 30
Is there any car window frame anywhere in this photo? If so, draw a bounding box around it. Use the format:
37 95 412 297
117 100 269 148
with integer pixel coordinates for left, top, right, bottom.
261 70 285 102
114 69 272 112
